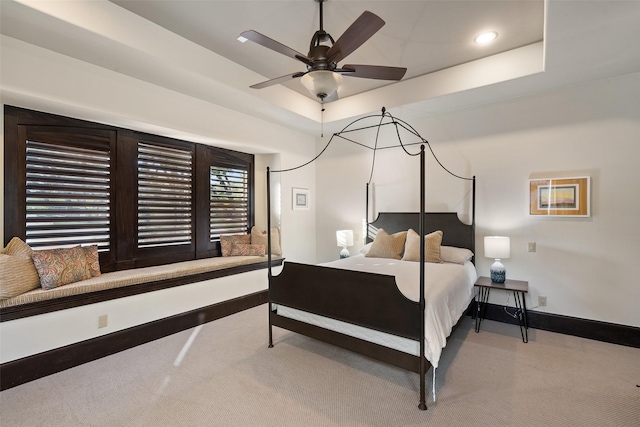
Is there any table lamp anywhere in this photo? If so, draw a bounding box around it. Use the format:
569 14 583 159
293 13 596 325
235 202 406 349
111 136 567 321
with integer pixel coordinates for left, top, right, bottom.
484 236 510 283
336 230 354 258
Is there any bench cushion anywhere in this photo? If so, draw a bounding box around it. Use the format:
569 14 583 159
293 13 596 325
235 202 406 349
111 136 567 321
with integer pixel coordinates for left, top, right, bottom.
0 255 267 309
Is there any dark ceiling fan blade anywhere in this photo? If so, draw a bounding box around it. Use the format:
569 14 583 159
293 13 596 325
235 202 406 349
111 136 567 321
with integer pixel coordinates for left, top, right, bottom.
326 11 385 64
250 72 306 89
338 64 407 80
240 30 312 66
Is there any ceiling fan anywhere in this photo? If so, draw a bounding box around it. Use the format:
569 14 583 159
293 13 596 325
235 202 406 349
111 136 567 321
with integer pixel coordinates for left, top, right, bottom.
239 0 407 102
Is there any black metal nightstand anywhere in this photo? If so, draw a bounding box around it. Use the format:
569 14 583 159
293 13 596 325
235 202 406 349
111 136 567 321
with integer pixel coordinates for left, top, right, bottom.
474 276 529 343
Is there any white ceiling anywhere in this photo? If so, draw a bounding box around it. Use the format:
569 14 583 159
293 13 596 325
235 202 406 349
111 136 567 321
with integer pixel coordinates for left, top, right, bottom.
1 0 639 137
111 0 544 100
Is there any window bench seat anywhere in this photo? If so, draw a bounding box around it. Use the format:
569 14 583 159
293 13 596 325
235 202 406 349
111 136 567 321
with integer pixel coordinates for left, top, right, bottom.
0 256 283 322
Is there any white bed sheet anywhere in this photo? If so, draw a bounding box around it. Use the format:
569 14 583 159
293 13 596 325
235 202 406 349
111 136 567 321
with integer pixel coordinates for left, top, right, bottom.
275 255 477 368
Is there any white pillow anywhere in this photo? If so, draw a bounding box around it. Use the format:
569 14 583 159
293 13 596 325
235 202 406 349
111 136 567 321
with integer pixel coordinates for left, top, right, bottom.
360 242 373 255
440 246 474 264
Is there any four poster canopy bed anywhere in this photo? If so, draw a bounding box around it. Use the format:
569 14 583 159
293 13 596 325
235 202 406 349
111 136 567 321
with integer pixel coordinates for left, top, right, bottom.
264 108 477 410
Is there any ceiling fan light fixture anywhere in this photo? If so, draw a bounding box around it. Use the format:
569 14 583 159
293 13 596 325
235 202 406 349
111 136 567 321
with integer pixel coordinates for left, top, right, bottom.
474 31 498 45
301 70 343 100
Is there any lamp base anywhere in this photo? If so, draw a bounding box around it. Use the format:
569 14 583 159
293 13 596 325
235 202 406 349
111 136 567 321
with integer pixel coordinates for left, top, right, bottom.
339 247 350 259
490 259 506 283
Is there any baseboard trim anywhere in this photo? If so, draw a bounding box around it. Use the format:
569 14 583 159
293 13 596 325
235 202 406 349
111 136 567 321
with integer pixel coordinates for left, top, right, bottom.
4 295 636 390
476 302 640 348
0 290 268 391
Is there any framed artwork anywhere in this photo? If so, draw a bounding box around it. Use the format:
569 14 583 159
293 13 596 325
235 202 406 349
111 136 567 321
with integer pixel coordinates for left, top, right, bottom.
292 187 310 210
529 176 591 217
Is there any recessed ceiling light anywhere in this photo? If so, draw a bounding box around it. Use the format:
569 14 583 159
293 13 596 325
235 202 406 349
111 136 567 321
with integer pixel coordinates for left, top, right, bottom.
474 31 498 45
237 35 248 43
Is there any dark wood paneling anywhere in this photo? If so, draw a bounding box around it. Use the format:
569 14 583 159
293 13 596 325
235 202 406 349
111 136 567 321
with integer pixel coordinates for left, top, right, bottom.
271 313 425 374
0 259 283 322
114 130 138 270
0 290 268 391
4 105 255 272
271 262 422 340
473 301 640 348
3 108 20 245
369 212 474 251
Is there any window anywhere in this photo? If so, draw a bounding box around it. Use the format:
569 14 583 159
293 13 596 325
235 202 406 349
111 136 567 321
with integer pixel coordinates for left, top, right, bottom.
209 165 249 240
137 142 193 248
4 106 254 271
25 137 112 251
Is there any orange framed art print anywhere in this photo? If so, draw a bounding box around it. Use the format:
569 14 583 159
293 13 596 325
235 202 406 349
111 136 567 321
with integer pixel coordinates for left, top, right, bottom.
529 176 591 217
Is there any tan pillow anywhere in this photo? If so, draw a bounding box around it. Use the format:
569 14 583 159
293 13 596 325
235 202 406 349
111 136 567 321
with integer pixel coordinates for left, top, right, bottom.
0 254 42 299
0 237 41 299
1 236 34 258
365 229 407 260
220 234 251 257
251 226 282 256
402 229 443 263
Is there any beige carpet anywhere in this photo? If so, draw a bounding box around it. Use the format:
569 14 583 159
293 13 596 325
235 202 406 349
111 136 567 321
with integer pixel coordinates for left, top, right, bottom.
1 305 639 426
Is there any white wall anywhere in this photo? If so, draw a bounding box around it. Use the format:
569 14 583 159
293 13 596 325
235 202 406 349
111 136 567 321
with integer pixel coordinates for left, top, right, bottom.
0 37 315 362
316 73 640 328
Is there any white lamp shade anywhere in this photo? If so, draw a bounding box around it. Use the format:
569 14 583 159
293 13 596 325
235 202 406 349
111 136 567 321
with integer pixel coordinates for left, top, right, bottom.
484 236 510 259
336 230 354 248
301 71 343 99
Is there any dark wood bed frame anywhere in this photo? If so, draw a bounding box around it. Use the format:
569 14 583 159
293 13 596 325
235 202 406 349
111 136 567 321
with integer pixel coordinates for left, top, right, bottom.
265 146 475 410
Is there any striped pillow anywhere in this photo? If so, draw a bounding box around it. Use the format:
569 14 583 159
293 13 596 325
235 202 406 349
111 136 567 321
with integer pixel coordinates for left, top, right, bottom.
0 237 41 299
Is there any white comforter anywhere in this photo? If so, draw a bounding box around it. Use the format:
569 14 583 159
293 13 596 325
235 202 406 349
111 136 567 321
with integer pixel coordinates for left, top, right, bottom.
281 255 477 368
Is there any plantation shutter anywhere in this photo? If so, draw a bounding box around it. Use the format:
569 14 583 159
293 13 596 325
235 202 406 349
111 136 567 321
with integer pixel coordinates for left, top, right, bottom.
209 165 249 240
24 137 112 250
137 142 193 248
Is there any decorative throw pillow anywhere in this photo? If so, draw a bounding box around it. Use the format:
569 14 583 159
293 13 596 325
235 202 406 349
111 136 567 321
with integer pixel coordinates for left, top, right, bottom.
365 229 407 260
0 237 41 299
220 234 251 257
82 245 101 278
251 226 282 256
0 254 42 299
440 246 474 264
229 242 266 257
402 229 443 263
31 246 88 290
1 236 34 258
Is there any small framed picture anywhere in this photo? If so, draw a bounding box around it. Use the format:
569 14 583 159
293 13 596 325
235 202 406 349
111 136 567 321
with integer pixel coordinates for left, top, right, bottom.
529 176 590 217
292 187 310 210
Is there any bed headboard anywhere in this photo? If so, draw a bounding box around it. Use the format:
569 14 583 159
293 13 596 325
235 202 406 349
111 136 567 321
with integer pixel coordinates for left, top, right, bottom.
367 212 475 254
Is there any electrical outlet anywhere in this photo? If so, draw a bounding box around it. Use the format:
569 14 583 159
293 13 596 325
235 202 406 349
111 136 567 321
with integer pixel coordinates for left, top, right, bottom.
98 314 108 328
528 242 536 252
538 296 547 307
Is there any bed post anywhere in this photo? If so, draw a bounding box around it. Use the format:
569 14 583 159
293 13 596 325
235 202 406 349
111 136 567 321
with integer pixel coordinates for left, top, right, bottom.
267 167 274 348
472 176 476 256
418 145 427 411
365 182 369 241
